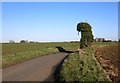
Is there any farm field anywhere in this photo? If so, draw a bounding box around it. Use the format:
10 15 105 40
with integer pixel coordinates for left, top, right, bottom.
95 44 119 82
2 42 79 68
55 42 118 82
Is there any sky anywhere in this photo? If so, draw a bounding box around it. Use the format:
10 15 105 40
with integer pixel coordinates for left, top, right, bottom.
1 0 119 2
118 2 120 39
0 1 1 78
2 2 118 42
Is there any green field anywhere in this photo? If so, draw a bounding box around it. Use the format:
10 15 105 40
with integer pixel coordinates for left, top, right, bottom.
2 42 79 68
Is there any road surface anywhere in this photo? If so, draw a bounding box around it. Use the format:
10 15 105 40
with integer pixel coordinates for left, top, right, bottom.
2 52 68 81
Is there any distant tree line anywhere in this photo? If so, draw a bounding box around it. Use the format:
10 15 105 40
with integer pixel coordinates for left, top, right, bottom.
9 40 15 43
94 38 117 42
9 40 37 43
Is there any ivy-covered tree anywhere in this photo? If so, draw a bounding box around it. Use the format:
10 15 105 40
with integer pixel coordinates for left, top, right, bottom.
77 22 94 49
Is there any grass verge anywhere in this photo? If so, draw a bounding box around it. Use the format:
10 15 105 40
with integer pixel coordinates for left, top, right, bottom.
2 47 58 68
55 42 116 81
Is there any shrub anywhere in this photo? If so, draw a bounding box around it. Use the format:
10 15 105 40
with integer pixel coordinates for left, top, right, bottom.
77 22 94 49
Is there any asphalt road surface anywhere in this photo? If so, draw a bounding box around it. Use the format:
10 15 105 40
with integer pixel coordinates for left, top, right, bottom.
2 52 68 81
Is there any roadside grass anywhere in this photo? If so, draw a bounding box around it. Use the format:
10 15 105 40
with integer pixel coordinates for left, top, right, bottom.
2 48 58 68
55 42 117 81
2 42 79 68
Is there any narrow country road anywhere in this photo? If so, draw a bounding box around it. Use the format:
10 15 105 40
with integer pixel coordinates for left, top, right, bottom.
2 52 69 81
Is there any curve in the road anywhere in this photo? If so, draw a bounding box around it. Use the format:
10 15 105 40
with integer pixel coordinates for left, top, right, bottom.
2 52 69 81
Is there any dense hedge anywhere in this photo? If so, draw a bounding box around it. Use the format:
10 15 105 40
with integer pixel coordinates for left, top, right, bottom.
77 22 94 48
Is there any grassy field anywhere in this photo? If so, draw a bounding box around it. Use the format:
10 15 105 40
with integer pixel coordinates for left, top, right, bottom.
55 42 117 81
2 42 79 68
